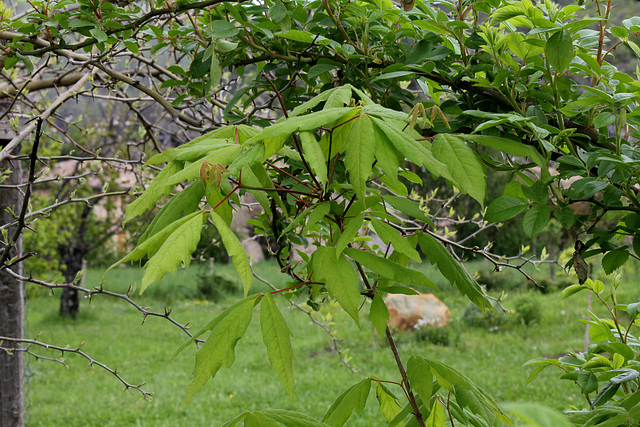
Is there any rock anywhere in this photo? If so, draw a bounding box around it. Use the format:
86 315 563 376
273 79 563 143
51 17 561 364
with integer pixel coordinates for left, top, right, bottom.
385 293 450 330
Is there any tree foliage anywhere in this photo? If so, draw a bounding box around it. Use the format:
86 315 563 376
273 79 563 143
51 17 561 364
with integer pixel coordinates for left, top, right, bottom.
2 0 640 425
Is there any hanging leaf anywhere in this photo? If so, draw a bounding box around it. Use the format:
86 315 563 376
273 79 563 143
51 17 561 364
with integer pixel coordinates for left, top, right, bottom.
335 214 364 258
484 195 528 223
545 29 575 72
418 232 488 310
432 134 486 207
344 115 376 200
299 131 328 185
343 248 436 289
312 246 361 326
523 204 551 238
260 293 295 400
124 161 184 223
210 211 253 295
137 180 205 245
322 379 371 427
376 383 403 423
602 250 629 275
424 400 446 427
176 295 256 403
382 194 435 228
369 294 389 338
407 356 433 406
370 218 421 262
139 211 207 293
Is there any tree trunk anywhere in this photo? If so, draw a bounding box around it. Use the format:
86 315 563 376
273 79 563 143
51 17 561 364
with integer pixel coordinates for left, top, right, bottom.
59 246 82 319
0 158 25 427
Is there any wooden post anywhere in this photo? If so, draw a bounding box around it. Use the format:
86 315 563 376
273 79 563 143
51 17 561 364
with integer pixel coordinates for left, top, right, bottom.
0 104 25 427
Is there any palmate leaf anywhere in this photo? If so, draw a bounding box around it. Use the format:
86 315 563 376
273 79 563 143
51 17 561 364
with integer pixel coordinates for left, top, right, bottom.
344 115 376 200
124 160 183 224
105 211 203 280
210 211 253 296
140 211 207 293
312 246 361 326
370 117 450 180
177 295 256 403
432 134 486 207
260 293 295 400
322 379 371 427
146 138 231 165
299 131 328 185
248 108 355 144
418 232 488 310
137 180 204 245
125 145 241 223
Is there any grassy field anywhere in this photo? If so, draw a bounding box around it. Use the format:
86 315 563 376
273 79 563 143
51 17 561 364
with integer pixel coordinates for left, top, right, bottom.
24 260 640 426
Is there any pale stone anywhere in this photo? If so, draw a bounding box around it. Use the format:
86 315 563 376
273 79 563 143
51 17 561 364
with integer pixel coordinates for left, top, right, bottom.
385 293 450 330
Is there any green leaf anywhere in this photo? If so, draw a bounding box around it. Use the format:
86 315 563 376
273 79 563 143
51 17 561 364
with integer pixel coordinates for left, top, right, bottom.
260 293 295 400
206 186 233 226
137 180 204 245
369 294 389 338
561 284 587 299
245 409 330 427
554 207 575 230
343 248 436 289
425 400 446 427
407 356 433 405
382 195 434 228
432 134 486 206
209 49 221 88
312 247 361 326
344 115 376 200
335 214 364 258
275 30 314 43
124 160 183 223
505 403 573 427
322 379 371 427
183 295 255 403
523 205 551 238
210 19 239 38
299 131 328 185
602 250 629 275
210 212 253 295
484 195 528 222
419 232 488 310
577 371 598 394
593 382 620 407
140 212 206 293
370 218 420 262
371 118 450 180
248 108 355 143
375 383 403 423
107 211 203 274
546 30 574 72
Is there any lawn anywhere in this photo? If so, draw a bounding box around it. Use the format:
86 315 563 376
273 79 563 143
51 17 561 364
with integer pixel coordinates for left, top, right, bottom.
24 260 639 426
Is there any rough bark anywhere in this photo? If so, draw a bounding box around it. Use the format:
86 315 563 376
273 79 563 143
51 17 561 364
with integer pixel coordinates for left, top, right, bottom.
0 157 25 427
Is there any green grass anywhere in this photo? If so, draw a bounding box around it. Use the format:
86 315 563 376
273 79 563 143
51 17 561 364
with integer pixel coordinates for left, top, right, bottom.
25 260 640 425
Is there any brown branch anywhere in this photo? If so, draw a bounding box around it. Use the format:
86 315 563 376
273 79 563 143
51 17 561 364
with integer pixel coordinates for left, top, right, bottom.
0 336 153 399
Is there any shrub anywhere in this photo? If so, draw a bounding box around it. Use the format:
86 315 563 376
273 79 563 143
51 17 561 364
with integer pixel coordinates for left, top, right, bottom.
414 324 453 346
511 296 542 326
195 268 241 302
462 302 507 330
